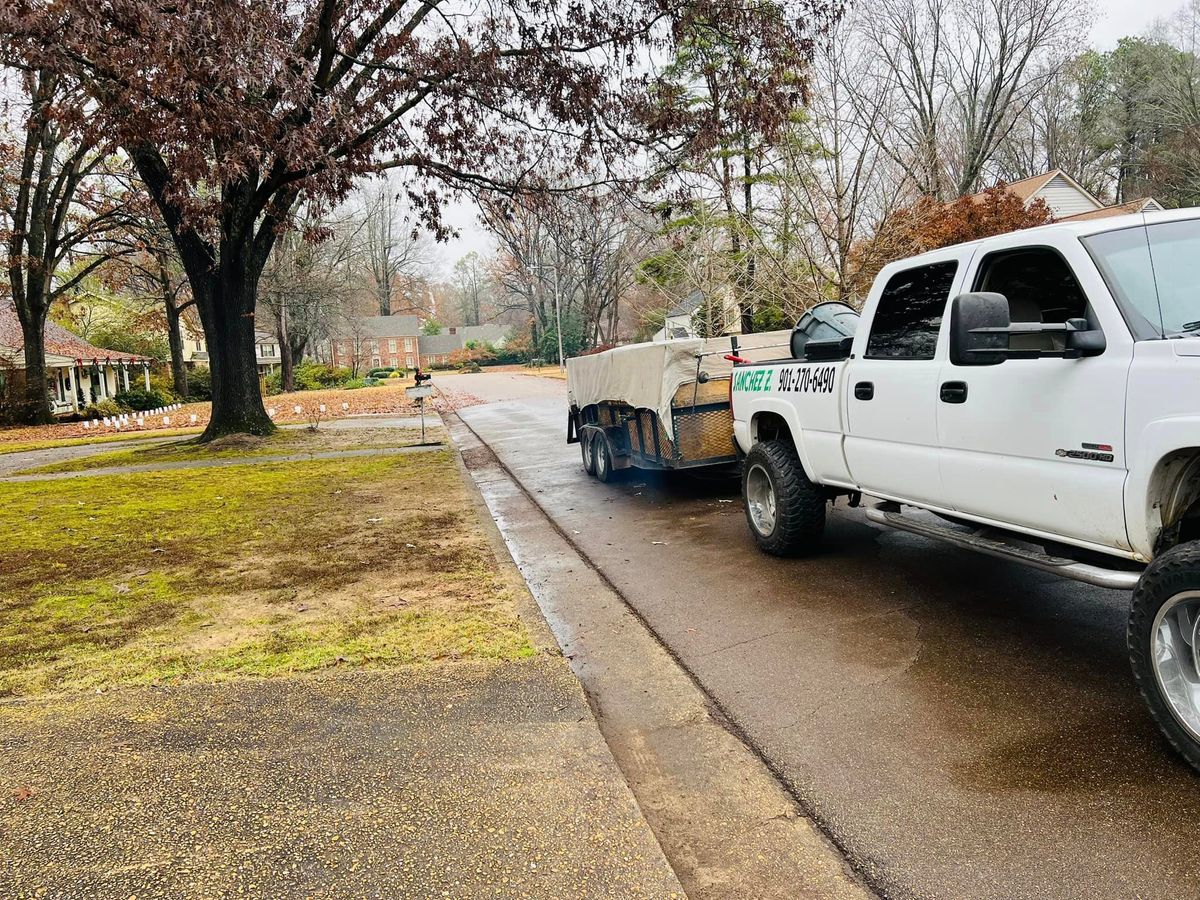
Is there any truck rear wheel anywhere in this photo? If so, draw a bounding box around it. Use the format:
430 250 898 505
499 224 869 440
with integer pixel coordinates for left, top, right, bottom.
742 440 825 557
593 432 618 484
1129 541 1200 772
581 426 597 476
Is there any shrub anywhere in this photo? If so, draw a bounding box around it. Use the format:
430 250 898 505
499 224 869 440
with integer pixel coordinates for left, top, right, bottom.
367 367 395 378
114 388 172 411
147 372 177 401
185 367 213 401
84 398 124 418
342 377 366 389
292 362 354 391
458 362 483 374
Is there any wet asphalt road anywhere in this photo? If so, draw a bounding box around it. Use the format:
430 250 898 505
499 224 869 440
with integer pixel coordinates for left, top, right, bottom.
442 372 1200 900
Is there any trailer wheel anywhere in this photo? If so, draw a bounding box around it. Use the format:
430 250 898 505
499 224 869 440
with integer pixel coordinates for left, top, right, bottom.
593 432 618 484
581 427 597 476
1129 541 1200 772
742 440 825 557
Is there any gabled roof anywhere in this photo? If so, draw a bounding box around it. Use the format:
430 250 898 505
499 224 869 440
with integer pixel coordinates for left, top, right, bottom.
1003 170 1062 203
666 289 705 319
0 300 146 364
349 315 422 338
417 333 461 355
1058 197 1165 222
968 169 1103 212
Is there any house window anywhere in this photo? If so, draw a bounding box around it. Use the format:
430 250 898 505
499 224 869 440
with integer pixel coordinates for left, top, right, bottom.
388 339 397 352
406 355 414 368
404 338 413 351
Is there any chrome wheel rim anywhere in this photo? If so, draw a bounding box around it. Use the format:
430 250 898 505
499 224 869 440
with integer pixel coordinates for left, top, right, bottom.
1152 590 1200 743
745 463 777 536
595 437 607 477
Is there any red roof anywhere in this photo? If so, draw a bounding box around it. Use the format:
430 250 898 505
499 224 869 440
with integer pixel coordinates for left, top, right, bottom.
0 300 146 363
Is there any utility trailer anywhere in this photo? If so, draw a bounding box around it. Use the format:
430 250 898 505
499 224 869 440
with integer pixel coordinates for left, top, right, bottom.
565 332 790 480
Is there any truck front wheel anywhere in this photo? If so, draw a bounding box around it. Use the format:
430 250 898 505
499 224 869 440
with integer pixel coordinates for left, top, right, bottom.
1129 541 1200 772
741 440 825 557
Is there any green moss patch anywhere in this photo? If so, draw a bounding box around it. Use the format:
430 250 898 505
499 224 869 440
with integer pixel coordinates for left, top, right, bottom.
0 450 532 696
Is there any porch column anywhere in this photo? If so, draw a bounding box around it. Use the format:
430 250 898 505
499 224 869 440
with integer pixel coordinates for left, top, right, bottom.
122 363 130 392
143 362 150 391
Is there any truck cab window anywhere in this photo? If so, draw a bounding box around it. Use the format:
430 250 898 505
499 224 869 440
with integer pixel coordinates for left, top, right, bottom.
865 261 957 360
973 248 1088 352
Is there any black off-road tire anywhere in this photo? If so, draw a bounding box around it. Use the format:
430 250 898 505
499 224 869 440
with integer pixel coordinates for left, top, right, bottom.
593 431 618 484
581 426 597 476
741 439 825 557
1129 541 1200 773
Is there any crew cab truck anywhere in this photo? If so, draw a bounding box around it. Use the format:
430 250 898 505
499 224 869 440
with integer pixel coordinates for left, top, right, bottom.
731 208 1200 773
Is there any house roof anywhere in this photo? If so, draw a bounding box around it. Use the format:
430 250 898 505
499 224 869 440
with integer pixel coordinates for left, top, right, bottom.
454 324 508 345
0 300 146 364
417 333 461 355
346 314 422 338
666 289 705 319
1058 197 1165 222
1002 170 1062 203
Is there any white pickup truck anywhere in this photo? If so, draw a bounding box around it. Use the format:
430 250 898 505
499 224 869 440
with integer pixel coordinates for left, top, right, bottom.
731 208 1200 772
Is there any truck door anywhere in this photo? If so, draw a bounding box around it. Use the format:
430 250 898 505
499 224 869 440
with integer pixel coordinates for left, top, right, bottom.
844 257 962 506
936 242 1133 551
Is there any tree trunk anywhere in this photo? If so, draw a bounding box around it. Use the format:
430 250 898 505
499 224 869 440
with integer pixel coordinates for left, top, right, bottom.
196 260 274 440
275 306 295 393
19 315 52 424
164 296 189 399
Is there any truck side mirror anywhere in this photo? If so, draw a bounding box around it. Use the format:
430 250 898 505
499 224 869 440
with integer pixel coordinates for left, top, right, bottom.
950 292 1010 366
1064 317 1107 357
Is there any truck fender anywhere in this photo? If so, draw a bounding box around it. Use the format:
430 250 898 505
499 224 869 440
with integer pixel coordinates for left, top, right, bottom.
743 398 820 483
1125 417 1200 559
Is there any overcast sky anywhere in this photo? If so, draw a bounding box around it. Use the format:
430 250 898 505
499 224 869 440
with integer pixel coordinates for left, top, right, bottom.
427 0 1187 278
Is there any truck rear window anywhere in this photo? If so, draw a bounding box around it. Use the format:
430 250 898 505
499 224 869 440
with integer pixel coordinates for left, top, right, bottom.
866 261 958 360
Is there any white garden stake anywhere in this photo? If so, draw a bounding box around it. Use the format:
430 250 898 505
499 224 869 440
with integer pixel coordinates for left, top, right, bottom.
342 402 349 411
190 414 197 424
319 404 326 413
293 405 302 415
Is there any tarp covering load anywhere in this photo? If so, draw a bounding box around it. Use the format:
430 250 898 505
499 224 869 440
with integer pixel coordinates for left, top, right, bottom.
566 331 790 439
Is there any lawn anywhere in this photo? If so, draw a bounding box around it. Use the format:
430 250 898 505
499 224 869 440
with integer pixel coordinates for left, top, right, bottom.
19 425 444 474
0 448 532 696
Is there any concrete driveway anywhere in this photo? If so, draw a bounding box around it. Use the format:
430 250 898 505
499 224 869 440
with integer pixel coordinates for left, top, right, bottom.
442 371 1200 900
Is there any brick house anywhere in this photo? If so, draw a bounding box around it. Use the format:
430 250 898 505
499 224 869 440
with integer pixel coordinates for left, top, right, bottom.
329 316 512 372
329 315 422 372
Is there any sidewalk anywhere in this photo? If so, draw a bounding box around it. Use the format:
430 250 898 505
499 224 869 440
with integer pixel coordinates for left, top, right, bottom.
0 661 683 898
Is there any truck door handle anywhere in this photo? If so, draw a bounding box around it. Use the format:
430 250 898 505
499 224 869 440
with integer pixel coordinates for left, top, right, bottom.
854 381 874 401
940 381 968 403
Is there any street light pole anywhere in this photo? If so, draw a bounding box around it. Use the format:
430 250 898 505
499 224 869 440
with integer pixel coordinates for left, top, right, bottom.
552 264 565 370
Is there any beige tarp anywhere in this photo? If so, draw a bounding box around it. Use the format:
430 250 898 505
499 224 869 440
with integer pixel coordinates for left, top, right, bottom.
566 331 791 439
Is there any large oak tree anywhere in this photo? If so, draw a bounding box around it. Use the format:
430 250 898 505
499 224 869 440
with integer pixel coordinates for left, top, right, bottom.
3 0 830 438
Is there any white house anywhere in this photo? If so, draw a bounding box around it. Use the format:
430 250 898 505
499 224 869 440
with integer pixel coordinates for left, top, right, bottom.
0 300 150 415
974 169 1164 221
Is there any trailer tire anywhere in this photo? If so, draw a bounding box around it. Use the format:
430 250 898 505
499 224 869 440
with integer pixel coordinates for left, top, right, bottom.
1128 541 1200 773
742 440 824 557
581 427 597 476
594 432 619 484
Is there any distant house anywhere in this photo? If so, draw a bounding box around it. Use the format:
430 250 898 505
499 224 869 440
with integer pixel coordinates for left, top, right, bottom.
328 315 512 371
329 315 422 372
447 324 508 348
416 332 460 368
971 169 1164 221
180 320 282 375
652 289 741 341
0 300 151 415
